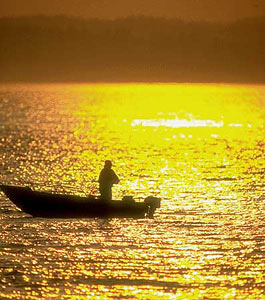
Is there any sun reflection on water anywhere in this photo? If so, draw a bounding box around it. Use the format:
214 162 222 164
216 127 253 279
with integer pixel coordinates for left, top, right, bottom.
0 83 264 299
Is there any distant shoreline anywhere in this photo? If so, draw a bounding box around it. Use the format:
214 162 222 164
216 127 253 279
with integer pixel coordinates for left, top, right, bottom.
1 15 264 85
1 79 264 85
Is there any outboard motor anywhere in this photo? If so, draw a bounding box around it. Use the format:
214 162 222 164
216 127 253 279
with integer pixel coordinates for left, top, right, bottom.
144 196 161 218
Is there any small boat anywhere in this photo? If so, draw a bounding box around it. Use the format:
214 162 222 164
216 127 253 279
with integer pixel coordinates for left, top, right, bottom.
0 185 161 218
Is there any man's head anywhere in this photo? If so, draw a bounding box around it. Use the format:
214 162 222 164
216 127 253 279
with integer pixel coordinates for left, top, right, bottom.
104 160 112 168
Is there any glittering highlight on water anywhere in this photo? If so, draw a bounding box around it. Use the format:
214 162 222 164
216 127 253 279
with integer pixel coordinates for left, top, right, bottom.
0 83 264 299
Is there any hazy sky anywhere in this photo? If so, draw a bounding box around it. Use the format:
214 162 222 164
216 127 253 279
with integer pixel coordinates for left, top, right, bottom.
1 0 265 22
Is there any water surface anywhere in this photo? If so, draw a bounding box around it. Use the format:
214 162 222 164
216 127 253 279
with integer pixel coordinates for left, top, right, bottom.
0 83 264 299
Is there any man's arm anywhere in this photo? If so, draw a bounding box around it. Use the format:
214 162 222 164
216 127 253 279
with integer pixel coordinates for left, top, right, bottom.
111 170 119 184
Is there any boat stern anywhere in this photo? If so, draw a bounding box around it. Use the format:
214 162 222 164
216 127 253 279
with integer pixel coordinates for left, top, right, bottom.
144 196 161 218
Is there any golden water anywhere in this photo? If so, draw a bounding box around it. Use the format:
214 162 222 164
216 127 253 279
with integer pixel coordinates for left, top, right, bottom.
0 83 264 299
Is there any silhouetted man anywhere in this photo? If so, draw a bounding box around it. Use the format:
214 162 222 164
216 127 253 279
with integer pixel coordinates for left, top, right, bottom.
98 160 119 200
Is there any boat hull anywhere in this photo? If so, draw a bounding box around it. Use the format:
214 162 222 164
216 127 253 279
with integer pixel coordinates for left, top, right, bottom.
0 185 150 218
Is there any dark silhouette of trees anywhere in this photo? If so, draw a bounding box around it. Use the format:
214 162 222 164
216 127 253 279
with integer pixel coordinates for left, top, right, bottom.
0 15 264 83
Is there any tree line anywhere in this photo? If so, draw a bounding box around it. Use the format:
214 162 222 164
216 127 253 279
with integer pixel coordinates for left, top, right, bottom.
0 15 264 83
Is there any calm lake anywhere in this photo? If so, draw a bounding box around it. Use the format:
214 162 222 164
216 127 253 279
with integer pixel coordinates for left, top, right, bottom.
0 83 264 299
